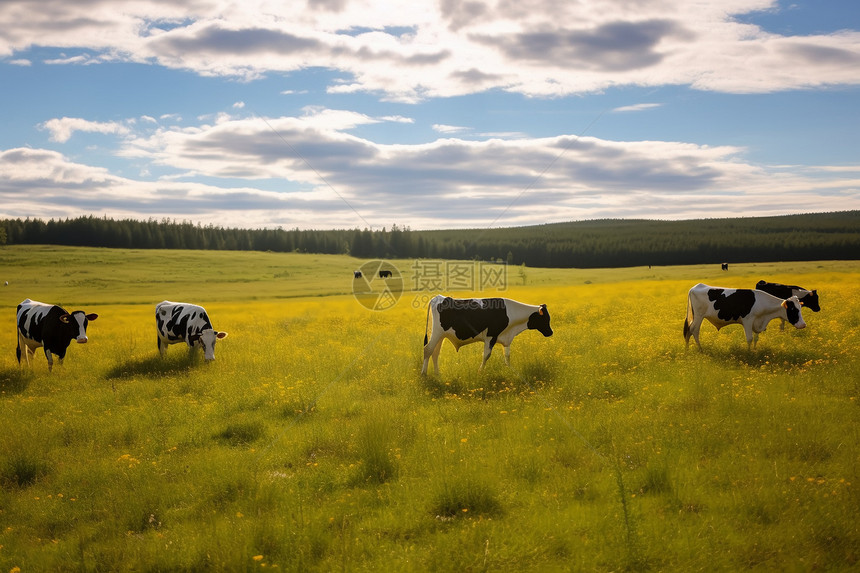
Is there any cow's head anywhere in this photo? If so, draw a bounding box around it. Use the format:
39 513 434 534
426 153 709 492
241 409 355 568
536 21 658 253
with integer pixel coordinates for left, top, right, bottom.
188 329 228 361
60 311 98 343
527 304 553 337
782 297 806 329
799 290 821 312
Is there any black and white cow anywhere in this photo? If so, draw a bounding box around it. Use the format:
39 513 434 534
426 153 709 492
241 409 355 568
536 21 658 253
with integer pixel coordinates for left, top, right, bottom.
16 299 98 371
755 280 820 311
422 295 553 374
684 283 805 350
155 301 228 361
755 280 820 330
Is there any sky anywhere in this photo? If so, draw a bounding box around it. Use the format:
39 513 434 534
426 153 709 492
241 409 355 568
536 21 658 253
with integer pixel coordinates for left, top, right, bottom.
0 0 859 231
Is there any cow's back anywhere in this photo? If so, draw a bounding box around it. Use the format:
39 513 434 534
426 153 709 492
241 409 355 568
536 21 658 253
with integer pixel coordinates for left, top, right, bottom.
16 299 61 343
437 297 509 342
156 301 212 340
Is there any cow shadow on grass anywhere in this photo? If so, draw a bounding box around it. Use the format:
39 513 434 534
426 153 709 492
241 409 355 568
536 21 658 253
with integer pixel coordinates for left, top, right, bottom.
706 345 820 369
0 368 34 394
105 353 201 379
418 359 555 399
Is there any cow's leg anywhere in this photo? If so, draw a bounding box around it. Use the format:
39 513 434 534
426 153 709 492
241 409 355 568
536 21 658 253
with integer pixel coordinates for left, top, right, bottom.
421 337 435 374
479 341 494 371
17 334 29 366
44 348 54 372
430 341 443 374
503 344 511 366
687 317 703 351
422 333 445 375
744 325 756 350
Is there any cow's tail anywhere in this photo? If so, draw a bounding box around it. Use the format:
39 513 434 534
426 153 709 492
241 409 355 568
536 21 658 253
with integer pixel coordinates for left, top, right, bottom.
423 297 432 347
683 290 693 340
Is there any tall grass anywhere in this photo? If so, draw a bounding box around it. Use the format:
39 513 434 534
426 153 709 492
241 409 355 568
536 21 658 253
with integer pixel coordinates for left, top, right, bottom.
0 248 858 571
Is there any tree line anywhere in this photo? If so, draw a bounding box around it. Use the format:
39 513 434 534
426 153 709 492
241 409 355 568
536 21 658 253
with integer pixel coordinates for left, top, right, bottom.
2 212 859 268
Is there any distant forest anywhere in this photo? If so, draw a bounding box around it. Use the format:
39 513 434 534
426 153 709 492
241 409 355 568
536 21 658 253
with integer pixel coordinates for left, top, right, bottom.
2 211 859 268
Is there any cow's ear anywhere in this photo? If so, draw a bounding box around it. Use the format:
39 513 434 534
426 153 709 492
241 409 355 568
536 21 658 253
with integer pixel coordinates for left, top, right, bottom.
59 314 71 324
216 331 228 339
539 304 546 316
86 313 98 321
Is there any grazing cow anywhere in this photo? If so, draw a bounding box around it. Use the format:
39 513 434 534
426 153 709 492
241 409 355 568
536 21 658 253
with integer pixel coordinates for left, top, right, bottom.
755 280 820 330
422 295 553 374
16 299 98 371
379 269 393 278
353 270 362 279
755 280 820 312
721 263 729 271
684 283 805 350
155 301 228 361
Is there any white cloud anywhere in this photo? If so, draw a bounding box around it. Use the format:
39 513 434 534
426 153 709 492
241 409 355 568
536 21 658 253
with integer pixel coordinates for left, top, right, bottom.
233 101 245 109
379 115 414 124
613 103 662 113
433 124 469 134
40 117 131 143
0 1 857 99
108 111 860 227
3 129 859 229
8 58 31 66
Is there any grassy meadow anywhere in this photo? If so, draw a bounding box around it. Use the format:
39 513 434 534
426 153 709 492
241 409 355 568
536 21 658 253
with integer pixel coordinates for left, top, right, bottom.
0 246 858 571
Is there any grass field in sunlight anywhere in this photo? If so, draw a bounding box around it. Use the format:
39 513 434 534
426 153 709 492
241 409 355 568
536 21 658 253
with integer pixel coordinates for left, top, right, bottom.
1 246 858 571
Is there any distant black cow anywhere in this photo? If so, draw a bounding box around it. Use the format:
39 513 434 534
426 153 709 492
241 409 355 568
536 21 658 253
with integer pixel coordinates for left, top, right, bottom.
422 295 553 374
721 263 729 271
16 298 98 371
379 270 393 278
354 270 362 278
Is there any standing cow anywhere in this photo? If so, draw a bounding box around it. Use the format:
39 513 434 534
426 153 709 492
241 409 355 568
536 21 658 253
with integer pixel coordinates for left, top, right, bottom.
155 301 228 361
16 299 98 371
684 283 805 350
755 280 820 330
422 295 553 375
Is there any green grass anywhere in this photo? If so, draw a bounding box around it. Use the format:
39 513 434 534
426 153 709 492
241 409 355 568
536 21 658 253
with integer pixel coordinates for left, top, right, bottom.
0 246 858 571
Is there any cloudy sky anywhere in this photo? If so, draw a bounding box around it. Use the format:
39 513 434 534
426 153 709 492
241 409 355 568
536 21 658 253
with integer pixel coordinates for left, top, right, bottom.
1 0 858 230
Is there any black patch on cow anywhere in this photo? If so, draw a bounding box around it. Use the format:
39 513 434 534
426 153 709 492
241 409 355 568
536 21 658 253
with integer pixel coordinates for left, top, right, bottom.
159 305 213 342
437 297 509 347
526 304 553 337
784 300 802 325
756 280 821 312
707 288 756 322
